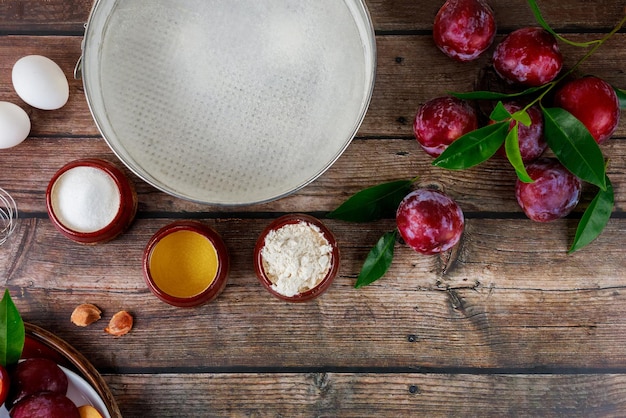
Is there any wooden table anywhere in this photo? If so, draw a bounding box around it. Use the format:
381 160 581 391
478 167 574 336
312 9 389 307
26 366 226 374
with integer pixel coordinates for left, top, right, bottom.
1 1 625 416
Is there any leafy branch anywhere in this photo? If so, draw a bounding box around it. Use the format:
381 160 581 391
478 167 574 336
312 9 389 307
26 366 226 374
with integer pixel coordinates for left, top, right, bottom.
330 2 624 288
433 1 626 252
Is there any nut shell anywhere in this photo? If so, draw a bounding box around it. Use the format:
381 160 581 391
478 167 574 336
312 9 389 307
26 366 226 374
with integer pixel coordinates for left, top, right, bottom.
71 304 102 327
104 311 133 337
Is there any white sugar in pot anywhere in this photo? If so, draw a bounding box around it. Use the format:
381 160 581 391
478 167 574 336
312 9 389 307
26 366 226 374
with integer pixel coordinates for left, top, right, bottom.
77 0 376 205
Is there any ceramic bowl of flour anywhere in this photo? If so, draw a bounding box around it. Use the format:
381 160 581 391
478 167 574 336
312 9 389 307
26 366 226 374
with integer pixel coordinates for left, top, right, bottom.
46 159 137 244
254 214 339 302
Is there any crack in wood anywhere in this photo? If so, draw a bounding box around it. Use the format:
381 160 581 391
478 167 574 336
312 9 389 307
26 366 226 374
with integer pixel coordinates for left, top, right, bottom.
447 288 464 311
436 228 467 278
5 219 37 284
309 372 330 392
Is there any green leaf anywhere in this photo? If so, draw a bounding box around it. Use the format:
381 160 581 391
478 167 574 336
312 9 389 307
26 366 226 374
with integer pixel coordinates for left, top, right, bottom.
511 109 532 127
542 107 606 190
327 178 417 222
615 87 626 109
505 124 533 183
569 176 614 253
490 101 512 122
0 289 25 367
489 102 531 126
450 86 545 101
526 0 595 47
432 122 509 170
355 230 397 288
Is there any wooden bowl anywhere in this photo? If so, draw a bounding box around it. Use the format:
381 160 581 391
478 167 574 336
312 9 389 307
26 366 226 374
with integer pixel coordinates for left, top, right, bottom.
21 322 121 418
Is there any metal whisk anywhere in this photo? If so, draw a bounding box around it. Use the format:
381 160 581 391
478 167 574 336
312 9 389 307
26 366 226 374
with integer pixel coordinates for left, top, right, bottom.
0 187 17 245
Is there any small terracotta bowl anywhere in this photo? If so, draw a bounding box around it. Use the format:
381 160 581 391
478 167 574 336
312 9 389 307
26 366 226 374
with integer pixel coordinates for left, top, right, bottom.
143 220 230 308
46 158 137 244
254 214 339 302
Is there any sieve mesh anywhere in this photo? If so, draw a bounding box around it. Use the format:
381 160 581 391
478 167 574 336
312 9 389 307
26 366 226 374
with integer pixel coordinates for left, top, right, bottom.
83 0 375 205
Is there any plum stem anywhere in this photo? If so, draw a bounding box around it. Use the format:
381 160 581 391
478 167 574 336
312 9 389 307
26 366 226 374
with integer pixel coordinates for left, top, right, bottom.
528 0 626 48
519 14 626 114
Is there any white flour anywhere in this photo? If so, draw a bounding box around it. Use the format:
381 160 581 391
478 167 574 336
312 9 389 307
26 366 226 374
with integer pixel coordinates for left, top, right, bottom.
261 221 332 297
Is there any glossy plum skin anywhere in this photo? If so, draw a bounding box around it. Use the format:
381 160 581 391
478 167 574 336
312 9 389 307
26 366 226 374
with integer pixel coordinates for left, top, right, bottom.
553 76 621 144
433 0 496 62
494 102 547 162
396 189 465 255
516 158 582 222
413 96 478 157
492 27 563 86
9 392 80 418
0 364 9 406
6 357 68 409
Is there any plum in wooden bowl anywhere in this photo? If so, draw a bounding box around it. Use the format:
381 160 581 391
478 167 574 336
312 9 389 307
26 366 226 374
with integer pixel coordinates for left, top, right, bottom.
0 323 121 418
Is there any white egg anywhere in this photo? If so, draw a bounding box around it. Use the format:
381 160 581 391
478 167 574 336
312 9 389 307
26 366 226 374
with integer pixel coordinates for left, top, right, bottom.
12 55 69 110
0 101 31 149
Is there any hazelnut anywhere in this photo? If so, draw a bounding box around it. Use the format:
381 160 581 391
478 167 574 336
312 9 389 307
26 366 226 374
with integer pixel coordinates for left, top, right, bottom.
105 310 133 336
71 303 102 327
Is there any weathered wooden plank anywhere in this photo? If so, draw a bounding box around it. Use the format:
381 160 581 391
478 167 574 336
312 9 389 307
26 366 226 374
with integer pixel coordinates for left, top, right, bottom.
1 137 624 214
17 283 626 370
369 33 626 137
367 0 626 32
4 217 625 290
0 34 624 138
1 0 624 33
4 218 625 370
0 0 92 32
105 372 626 417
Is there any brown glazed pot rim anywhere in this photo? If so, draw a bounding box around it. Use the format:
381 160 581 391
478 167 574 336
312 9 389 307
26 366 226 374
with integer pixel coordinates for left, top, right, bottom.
143 220 230 308
254 214 339 302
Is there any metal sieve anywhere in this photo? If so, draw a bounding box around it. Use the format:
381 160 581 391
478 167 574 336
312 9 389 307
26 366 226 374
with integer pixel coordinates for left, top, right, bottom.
78 0 376 205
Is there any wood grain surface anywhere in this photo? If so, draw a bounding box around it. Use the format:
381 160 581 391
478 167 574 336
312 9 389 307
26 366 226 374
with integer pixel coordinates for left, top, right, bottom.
1 0 625 416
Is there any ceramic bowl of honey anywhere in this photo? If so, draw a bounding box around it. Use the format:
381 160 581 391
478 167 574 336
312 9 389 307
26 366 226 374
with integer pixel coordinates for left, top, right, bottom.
254 214 339 302
143 220 230 307
46 158 137 244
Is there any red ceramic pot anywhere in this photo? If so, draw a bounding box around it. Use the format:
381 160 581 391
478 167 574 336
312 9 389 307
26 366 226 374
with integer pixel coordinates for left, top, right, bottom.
254 214 339 302
143 220 230 308
46 159 137 244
